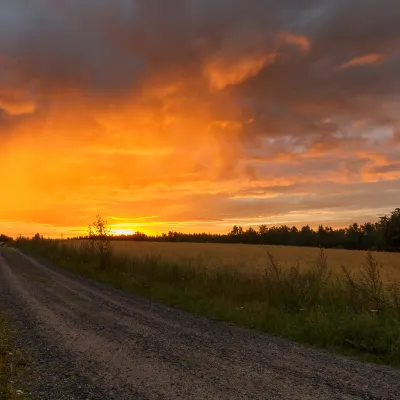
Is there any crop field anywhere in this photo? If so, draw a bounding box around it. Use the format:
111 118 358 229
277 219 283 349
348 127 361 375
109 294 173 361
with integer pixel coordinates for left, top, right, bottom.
69 241 400 282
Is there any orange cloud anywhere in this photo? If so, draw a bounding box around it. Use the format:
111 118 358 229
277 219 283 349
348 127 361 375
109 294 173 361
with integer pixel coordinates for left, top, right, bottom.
339 53 384 70
0 90 36 115
203 30 310 91
277 32 311 54
0 55 37 115
204 52 278 90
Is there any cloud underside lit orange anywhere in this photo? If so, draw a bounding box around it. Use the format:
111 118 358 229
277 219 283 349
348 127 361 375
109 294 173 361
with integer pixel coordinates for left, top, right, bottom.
339 53 384 70
0 0 400 237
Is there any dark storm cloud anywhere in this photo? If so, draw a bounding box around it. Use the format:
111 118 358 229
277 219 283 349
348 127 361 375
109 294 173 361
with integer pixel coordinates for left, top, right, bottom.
1 1 398 92
1 0 400 151
0 1 145 94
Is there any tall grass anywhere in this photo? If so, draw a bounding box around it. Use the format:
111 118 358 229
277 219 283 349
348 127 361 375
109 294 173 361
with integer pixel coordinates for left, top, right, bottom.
15 238 400 367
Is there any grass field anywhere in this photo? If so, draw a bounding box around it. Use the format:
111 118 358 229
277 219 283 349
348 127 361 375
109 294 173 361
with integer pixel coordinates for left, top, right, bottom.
18 239 400 367
70 241 400 281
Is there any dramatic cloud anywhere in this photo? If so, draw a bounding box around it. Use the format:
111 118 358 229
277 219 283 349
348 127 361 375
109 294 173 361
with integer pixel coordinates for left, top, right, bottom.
0 0 400 236
277 32 311 54
339 53 385 70
204 52 278 91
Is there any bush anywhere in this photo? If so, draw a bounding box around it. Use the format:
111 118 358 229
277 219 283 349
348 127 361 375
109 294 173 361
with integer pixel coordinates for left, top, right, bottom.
87 215 113 269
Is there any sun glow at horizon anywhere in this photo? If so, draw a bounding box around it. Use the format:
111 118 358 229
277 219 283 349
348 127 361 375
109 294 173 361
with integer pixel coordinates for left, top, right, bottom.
110 228 136 236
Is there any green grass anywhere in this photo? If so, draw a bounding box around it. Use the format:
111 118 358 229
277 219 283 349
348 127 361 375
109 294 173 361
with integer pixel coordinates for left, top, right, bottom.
15 238 400 368
0 312 29 399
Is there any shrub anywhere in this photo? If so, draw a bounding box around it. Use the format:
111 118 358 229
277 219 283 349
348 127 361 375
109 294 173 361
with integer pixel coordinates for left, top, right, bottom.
87 215 113 269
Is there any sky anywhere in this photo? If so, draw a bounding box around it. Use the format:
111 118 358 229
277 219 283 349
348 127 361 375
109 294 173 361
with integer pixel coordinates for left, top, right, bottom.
1 0 400 237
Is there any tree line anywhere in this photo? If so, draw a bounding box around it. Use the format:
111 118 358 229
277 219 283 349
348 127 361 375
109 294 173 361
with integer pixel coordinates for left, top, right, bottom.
69 208 400 252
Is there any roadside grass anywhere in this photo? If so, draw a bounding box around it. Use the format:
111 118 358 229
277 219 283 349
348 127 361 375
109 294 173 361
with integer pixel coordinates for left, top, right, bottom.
0 311 29 399
15 238 400 368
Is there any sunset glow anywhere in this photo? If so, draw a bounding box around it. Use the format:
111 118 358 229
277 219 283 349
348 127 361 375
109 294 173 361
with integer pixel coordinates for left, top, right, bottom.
1 1 400 237
110 229 136 237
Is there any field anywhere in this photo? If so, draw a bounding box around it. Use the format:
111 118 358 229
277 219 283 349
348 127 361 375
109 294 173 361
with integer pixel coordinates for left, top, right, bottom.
75 241 400 282
17 238 400 367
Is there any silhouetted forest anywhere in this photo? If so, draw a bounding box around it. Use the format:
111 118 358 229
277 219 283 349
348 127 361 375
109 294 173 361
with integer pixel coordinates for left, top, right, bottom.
70 208 400 252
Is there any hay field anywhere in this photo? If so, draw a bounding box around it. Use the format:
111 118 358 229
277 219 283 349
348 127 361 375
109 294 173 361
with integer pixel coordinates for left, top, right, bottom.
76 241 400 282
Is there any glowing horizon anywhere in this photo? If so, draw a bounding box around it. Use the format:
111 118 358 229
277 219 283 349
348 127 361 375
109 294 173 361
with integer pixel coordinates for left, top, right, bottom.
1 1 400 238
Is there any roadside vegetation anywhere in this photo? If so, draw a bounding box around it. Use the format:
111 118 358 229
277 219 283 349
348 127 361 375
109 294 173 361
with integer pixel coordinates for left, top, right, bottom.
0 311 29 399
14 215 400 368
0 235 13 247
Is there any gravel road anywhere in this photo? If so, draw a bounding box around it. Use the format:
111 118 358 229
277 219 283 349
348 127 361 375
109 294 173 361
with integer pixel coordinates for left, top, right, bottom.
0 248 399 399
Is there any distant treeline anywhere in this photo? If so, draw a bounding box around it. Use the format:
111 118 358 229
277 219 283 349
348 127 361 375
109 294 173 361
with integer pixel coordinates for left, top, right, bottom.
69 208 400 252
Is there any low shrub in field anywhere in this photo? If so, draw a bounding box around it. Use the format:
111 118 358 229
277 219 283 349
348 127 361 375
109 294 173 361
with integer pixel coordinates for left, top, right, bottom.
15 237 400 366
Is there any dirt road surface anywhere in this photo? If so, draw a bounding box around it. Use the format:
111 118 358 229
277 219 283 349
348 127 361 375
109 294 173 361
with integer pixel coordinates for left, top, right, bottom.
0 248 399 399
